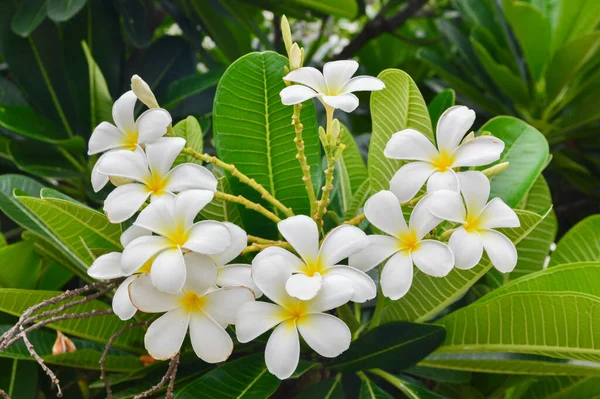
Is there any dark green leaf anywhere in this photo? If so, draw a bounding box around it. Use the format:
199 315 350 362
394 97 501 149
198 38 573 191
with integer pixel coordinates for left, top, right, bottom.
116 0 152 48
0 241 43 289
296 375 344 399
290 0 358 19
405 365 471 384
47 0 87 22
10 0 46 37
359 374 392 399
81 40 113 129
164 69 225 109
9 140 82 178
427 89 455 131
0 359 37 399
0 174 45 234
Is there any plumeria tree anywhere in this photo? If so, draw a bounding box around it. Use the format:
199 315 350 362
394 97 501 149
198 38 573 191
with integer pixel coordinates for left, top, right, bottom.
1 13 600 399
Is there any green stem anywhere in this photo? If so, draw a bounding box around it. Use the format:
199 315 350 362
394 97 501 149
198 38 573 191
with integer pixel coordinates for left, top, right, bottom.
368 369 413 395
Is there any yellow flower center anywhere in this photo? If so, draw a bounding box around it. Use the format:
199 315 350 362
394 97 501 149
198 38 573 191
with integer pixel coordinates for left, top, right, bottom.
397 230 420 253
300 258 326 277
136 258 154 274
464 213 483 233
122 130 139 151
280 300 309 324
166 224 189 247
179 291 206 313
431 151 455 172
145 172 169 195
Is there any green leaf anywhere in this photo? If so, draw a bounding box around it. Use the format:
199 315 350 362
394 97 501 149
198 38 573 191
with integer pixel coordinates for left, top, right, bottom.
428 89 455 131
46 0 87 22
552 0 600 49
549 215 600 266
22 230 85 281
333 124 368 218
0 76 27 106
480 116 549 207
369 69 433 194
200 170 244 227
115 0 152 48
345 179 371 221
213 51 320 237
328 321 446 372
164 69 225 109
175 354 280 399
81 40 113 130
173 116 203 166
406 365 471 384
297 375 344 399
10 0 46 37
359 374 393 399
451 0 507 45
38 261 74 290
9 140 82 179
0 241 43 289
376 374 448 399
513 376 600 399
0 174 46 234
0 359 37 399
291 0 357 18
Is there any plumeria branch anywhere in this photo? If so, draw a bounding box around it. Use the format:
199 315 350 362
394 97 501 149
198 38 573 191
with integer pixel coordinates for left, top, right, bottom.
0 389 10 399
292 104 318 215
133 353 180 399
215 191 282 223
241 241 292 255
20 323 63 397
314 142 346 228
343 213 366 226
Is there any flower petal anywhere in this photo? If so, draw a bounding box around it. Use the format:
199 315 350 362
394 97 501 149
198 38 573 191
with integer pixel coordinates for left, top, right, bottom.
321 93 359 112
217 264 262 297
165 164 218 193
265 320 300 380
285 272 322 301
380 251 414 300
135 108 171 144
323 60 358 93
183 253 218 294
252 247 305 273
277 215 319 262
436 105 475 153
88 122 123 155
409 194 443 240
478 198 520 229
341 76 385 93
384 129 438 161
389 162 435 203
236 301 287 343
325 266 375 303
149 248 186 294
279 85 321 105
189 312 233 363
112 91 137 133
128 274 180 312
133 198 174 237
121 236 173 275
251 254 295 306
348 235 399 272
184 221 231 254
364 190 408 236
449 227 483 270
297 313 351 358
145 307 189 360
97 148 150 181
427 190 467 224
457 171 489 217
120 225 152 248
145 137 185 178
452 136 505 167
426 170 459 194
112 276 137 320
306 273 354 312
210 222 247 266
479 229 518 272
204 286 254 325
283 67 326 92
319 224 368 266
174 189 215 228
91 153 110 192
87 252 123 279
411 240 454 277
104 183 151 223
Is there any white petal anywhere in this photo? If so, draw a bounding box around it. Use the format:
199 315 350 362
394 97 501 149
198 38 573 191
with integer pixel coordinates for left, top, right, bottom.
217 264 262 297
135 108 172 144
97 148 150 181
120 225 152 247
277 215 319 262
112 276 137 320
104 184 151 223
112 91 137 133
452 136 505 167
182 253 218 296
87 252 123 279
121 236 173 275
297 313 350 357
88 122 124 155
325 266 375 303
174 189 215 228
348 235 399 272
323 60 358 93
409 194 443 240
457 171 489 217
321 93 359 113
479 229 518 272
204 286 254 325
133 198 174 237
341 76 385 93
189 312 233 363
285 273 322 300
252 247 305 273
184 221 231 254
150 248 186 294
283 67 326 92
128 274 180 312
165 164 218 193
236 301 288 343
145 137 185 177
389 162 435 203
265 320 300 380
411 240 454 277
384 129 438 161
427 190 467 224
306 273 354 312
319 224 368 266
478 198 520 229
436 105 475 153
380 251 414 300
251 254 295 306
449 227 483 270
210 222 247 266
426 170 459 194
91 153 110 192
364 190 408 236
145 307 189 360
280 85 321 105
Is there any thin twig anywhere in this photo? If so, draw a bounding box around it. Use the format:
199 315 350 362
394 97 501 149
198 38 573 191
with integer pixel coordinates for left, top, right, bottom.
215 191 282 223
166 354 180 399
343 213 365 226
20 325 62 397
0 389 10 399
241 241 293 255
134 353 180 399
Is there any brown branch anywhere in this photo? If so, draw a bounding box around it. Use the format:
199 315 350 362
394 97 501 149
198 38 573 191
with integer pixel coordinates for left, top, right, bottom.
134 353 181 399
20 325 62 397
166 354 180 399
0 389 10 399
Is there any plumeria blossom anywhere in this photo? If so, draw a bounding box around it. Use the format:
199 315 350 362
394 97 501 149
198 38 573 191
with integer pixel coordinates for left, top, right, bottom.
121 190 231 294
427 171 520 272
280 60 385 112
88 91 172 192
253 215 373 302
129 255 254 362
97 137 217 223
86 225 151 320
236 255 352 379
384 105 505 202
349 190 454 300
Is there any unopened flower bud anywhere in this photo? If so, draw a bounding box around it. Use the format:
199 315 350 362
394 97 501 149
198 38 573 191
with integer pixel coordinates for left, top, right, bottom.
318 126 327 147
281 15 293 55
482 162 510 177
131 75 159 109
289 43 302 70
52 331 77 355
330 118 340 146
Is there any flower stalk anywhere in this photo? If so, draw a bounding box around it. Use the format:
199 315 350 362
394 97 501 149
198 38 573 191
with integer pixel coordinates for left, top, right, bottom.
214 191 282 223
292 103 318 215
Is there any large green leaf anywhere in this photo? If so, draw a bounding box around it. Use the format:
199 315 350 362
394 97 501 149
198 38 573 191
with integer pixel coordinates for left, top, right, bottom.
368 69 433 194
552 0 600 50
10 0 46 37
164 69 224 109
291 0 357 18
115 0 152 49
382 209 547 323
512 376 600 399
479 116 549 207
359 375 393 399
0 358 37 399
428 89 455 131
549 215 600 266
9 140 82 179
0 174 45 234
328 321 445 372
0 241 43 289
213 51 320 237
81 40 113 130
297 376 344 399
47 0 87 22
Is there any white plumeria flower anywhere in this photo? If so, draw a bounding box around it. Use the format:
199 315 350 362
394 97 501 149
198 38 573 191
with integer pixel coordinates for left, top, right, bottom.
253 215 373 302
280 60 385 112
97 137 217 223
88 90 171 192
86 225 151 320
384 105 505 202
129 255 254 362
427 171 520 272
349 190 454 300
236 256 352 379
121 190 231 294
